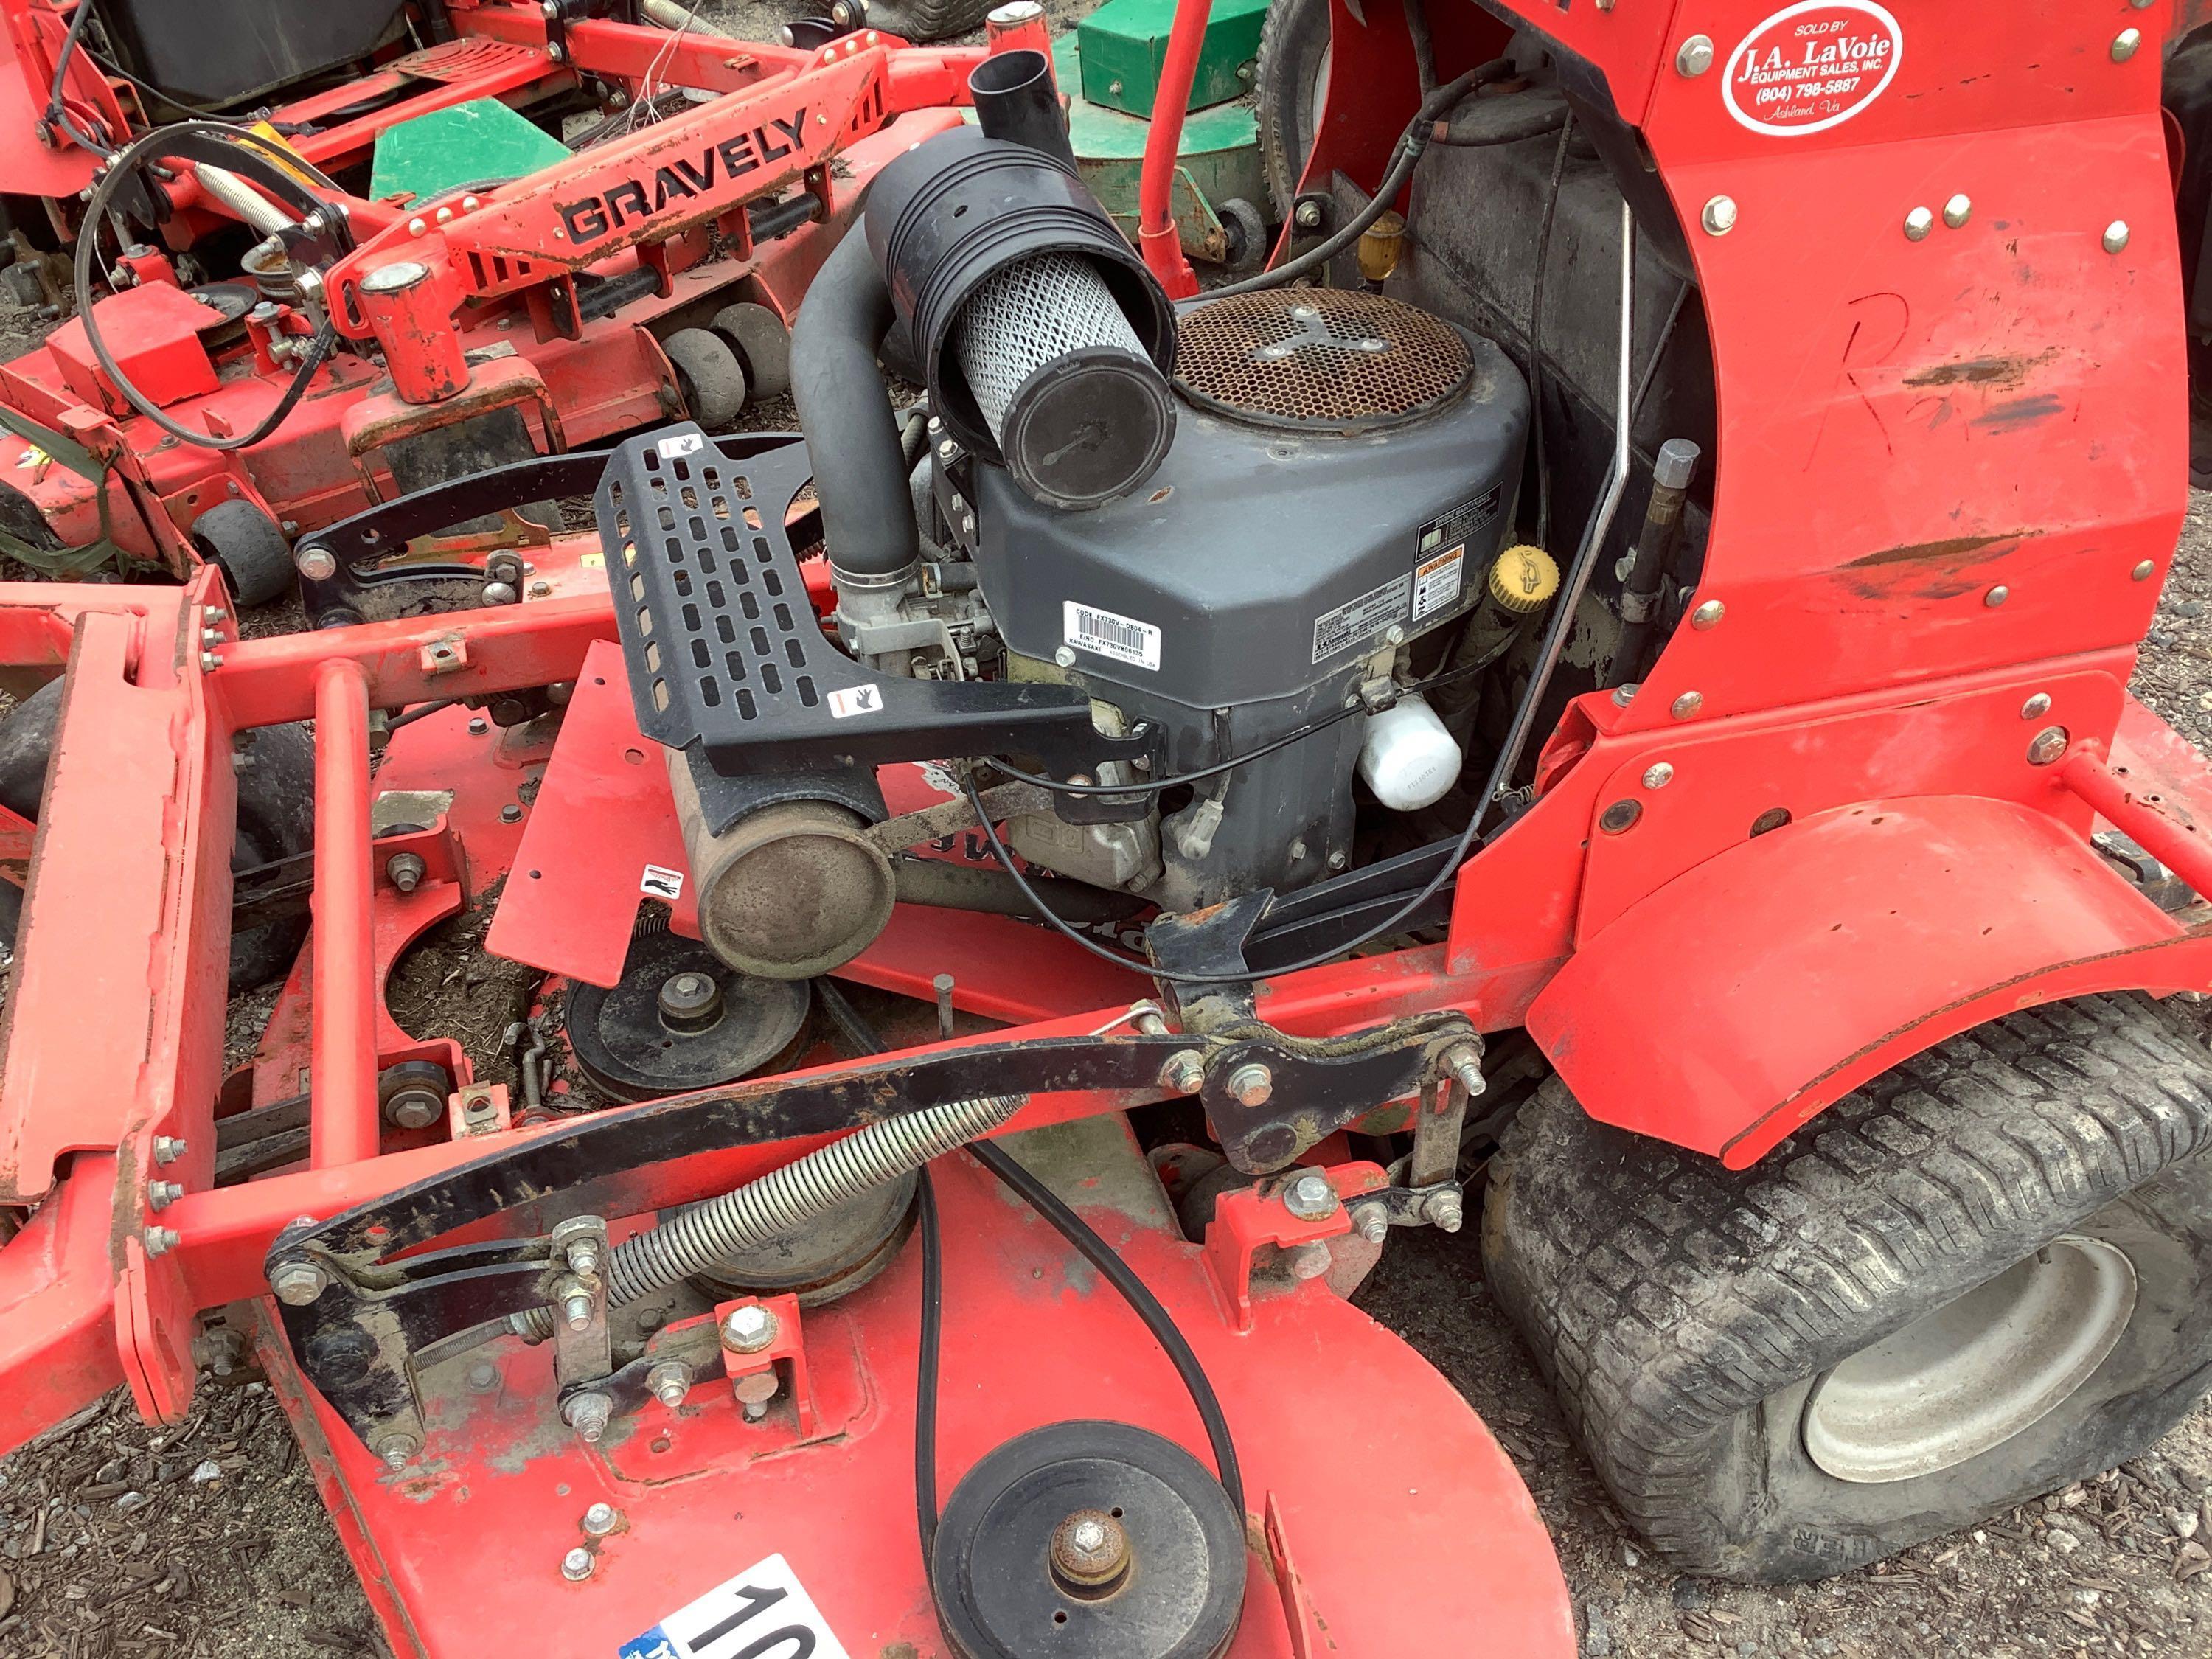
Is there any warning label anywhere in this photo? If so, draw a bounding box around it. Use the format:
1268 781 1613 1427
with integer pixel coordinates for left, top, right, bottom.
1724 1 1902 137
1312 573 1411 664
1412 546 1465 621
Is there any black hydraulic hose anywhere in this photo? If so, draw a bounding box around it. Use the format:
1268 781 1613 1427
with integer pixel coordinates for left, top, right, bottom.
46 0 112 156
790 225 917 581
914 1166 944 1561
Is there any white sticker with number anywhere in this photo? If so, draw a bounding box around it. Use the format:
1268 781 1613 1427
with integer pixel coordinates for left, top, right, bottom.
620 1553 852 1658
1063 600 1161 672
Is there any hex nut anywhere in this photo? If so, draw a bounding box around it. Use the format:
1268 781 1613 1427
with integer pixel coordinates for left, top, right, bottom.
646 1360 692 1408
1700 196 1737 236
563 1391 613 1443
1351 1202 1391 1245
153 1135 187 1164
374 1432 420 1471
582 1500 620 1537
724 1304 778 1352
271 1259 328 1305
385 852 427 894
1282 1172 1338 1221
2027 726 2070 766
1423 1189 1465 1233
1161 1050 1206 1093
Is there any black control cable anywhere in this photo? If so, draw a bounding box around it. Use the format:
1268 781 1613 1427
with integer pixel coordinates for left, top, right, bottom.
73 120 340 450
44 0 114 156
816 981 1245 1545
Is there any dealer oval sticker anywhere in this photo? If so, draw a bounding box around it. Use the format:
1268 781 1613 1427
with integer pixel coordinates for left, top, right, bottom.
1724 0 1902 137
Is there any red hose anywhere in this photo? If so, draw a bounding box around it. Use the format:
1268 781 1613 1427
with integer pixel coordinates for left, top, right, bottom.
1137 0 1208 299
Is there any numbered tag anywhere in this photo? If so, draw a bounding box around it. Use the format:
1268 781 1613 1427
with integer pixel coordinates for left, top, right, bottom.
621 1554 852 1658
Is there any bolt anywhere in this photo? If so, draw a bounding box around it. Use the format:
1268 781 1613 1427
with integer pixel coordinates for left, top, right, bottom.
271 1259 327 1304
202 605 225 623
1351 1202 1390 1245
146 1223 181 1256
658 970 723 1032
153 1135 187 1164
1643 761 1675 790
2104 220 2131 254
558 1277 595 1332
1382 624 1405 647
2021 692 2052 720
1051 1510 1130 1585
1671 690 1704 720
734 1371 780 1421
469 717 490 735
1225 1062 1273 1107
2112 27 2141 60
483 580 519 605
529 580 552 597
199 651 222 672
374 1432 420 1471
1700 196 1736 237
293 546 337 581
1442 1041 1486 1100
1284 1240 1334 1281
465 1359 500 1393
1690 598 1725 630
1674 34 1714 75
1295 200 1323 229
582 1500 620 1537
1942 193 1972 229
1052 645 1077 668
723 1304 778 1352
1161 1050 1205 1093
386 852 426 893
2133 558 2158 582
1611 682 1639 707
1904 205 1935 241
1327 849 1348 870
202 628 224 649
1283 1172 1338 1221
547 41 565 60
149 1180 183 1210
937 437 956 462
561 1546 594 1582
2027 726 2070 766
646 1360 692 1408
501 804 524 824
462 195 480 211
1980 584 2011 608
1423 1189 1465 1233
566 1237 603 1277
563 1391 613 1443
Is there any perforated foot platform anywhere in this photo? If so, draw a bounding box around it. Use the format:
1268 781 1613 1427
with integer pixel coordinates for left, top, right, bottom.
597 425 1148 779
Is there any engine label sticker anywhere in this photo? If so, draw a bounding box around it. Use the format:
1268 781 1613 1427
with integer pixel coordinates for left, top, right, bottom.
620 1552 852 1658
1412 546 1466 621
641 865 684 901
826 685 883 719
1312 573 1411 663
1065 601 1163 672
1418 484 1503 560
1723 1 1902 137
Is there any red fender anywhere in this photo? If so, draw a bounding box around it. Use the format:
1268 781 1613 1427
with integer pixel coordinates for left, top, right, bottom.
1526 794 2212 1169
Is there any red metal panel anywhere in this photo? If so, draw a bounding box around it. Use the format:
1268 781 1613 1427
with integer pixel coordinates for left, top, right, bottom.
44 282 225 414
0 1152 125 1456
310 659 380 1168
1528 793 2204 1169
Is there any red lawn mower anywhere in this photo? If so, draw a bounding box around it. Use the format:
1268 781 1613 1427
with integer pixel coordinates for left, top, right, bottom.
5 0 2212 1655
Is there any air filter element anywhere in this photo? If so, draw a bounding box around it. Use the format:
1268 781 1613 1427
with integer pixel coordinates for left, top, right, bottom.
953 253 1176 511
1175 288 1472 434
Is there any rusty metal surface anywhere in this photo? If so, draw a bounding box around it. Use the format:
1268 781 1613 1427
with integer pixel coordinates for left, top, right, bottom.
1173 289 1472 431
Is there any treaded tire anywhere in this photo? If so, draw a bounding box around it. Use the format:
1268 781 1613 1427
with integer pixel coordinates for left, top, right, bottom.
0 679 314 990
1483 993 2212 1582
860 0 997 44
1256 0 1332 220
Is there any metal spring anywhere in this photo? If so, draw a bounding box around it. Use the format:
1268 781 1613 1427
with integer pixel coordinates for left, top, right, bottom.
515 1093 1023 1339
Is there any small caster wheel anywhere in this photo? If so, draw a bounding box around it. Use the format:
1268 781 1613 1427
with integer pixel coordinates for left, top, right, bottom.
711 301 792 400
1218 197 1270 274
661 327 748 430
189 498 293 608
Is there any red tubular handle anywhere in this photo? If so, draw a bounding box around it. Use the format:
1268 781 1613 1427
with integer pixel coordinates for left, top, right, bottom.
1136 0 1208 299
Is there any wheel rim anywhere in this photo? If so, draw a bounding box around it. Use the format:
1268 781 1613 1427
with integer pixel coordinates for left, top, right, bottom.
1802 1235 2137 1484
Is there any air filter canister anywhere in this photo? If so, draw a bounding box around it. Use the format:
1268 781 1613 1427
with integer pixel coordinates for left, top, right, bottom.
952 252 1176 510
865 126 1177 509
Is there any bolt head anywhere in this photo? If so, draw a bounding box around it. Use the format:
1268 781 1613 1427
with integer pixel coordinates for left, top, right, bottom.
271 1260 327 1305
561 1546 594 1582
153 1135 187 1164
501 804 525 824
1052 645 1077 668
1700 195 1737 237
1904 206 1935 241
1284 1239 1334 1281
482 580 519 606
2020 692 2052 720
1941 193 1973 229
563 1391 613 1442
149 1180 182 1210
1295 200 1323 229
1351 1202 1391 1245
2104 220 2131 254
1675 34 1714 75
2027 726 2070 766
582 1500 619 1537
1670 690 1704 720
1283 1171 1339 1220
469 717 490 735
1161 1050 1206 1093
724 1304 778 1352
1689 598 1725 630
2133 558 2158 582
145 1225 180 1256
2112 27 2141 60
1983 585 2009 608
1225 1062 1273 1107
374 1432 420 1471
1642 761 1675 790
646 1360 692 1408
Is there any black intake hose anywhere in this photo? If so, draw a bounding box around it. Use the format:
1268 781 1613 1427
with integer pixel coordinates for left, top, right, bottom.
790 226 918 582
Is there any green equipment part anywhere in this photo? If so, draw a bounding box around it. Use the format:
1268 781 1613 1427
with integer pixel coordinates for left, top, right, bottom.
1076 0 1272 119
368 96 571 206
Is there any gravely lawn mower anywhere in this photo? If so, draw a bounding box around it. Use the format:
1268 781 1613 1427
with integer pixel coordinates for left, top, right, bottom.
6 0 2212 1654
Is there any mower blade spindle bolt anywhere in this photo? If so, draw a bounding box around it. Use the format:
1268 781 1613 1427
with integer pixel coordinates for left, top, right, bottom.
723 1304 778 1353
1352 1202 1391 1245
1284 1172 1339 1221
152 1135 186 1164
1226 1063 1273 1107
1051 1510 1130 1587
271 1260 327 1304
646 1360 692 1408
563 1391 613 1443
1423 1189 1466 1234
560 1547 594 1582
386 852 426 893
582 1501 620 1537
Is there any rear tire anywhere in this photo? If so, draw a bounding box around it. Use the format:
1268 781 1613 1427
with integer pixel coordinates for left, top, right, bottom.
1482 993 2212 1581
662 327 748 430
1256 0 1332 220
190 500 293 608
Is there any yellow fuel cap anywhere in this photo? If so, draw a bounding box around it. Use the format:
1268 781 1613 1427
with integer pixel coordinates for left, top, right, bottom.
1488 544 1560 613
